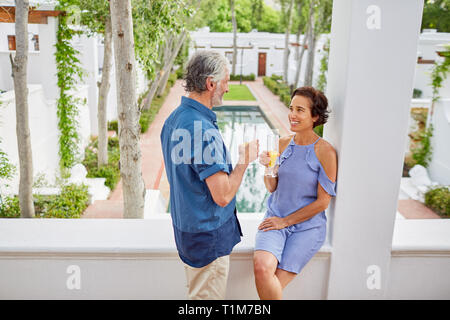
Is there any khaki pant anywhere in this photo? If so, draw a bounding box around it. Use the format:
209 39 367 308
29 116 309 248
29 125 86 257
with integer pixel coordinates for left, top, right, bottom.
183 255 230 300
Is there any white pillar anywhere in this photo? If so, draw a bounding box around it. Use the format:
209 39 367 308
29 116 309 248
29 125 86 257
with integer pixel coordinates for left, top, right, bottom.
37 16 59 101
324 0 424 299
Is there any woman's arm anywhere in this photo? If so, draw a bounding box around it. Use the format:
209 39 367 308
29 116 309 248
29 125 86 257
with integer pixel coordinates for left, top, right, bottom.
260 135 292 193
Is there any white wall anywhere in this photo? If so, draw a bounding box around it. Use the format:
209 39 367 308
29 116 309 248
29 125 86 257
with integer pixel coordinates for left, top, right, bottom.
0 84 90 194
0 23 39 52
0 217 448 299
429 98 450 185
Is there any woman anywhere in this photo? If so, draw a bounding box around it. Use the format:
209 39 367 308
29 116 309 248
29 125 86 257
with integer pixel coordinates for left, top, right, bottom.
253 86 337 300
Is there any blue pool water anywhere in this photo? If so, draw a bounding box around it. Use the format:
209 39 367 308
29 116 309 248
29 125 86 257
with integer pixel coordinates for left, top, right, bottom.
213 105 278 213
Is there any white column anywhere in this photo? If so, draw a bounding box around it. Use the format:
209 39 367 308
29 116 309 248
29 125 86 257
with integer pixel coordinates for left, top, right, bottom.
324 0 424 299
37 16 59 101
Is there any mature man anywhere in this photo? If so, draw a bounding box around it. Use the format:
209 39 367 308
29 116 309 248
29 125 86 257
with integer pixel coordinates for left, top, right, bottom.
160 51 258 300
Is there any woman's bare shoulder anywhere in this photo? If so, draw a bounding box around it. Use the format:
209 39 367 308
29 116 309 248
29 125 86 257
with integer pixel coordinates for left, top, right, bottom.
315 138 337 181
279 134 294 153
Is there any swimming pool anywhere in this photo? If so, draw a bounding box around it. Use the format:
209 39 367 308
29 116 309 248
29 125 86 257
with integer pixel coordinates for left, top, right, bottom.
213 105 278 213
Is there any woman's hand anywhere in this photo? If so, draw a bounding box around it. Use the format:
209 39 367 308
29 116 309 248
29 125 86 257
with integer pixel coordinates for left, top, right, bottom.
258 216 288 232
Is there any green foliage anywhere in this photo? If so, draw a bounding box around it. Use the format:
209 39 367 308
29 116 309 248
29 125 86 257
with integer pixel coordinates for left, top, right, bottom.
133 0 193 80
230 73 255 81
411 124 434 168
316 38 330 92
82 136 120 190
422 0 450 32
107 120 118 135
413 88 423 98
139 72 177 133
431 46 450 103
198 0 283 33
0 184 90 218
0 138 16 181
263 76 291 107
55 1 86 170
313 124 323 137
424 186 450 217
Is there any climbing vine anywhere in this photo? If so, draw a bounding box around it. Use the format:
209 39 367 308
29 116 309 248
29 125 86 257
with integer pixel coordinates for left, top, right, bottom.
316 38 330 93
55 1 85 171
412 44 450 168
431 44 450 104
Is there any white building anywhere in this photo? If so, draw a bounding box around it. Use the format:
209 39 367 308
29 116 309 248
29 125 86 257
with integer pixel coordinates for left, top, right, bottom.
189 27 328 87
0 1 148 192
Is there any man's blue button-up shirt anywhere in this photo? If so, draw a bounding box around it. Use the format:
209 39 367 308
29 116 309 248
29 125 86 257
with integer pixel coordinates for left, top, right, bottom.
160 96 242 268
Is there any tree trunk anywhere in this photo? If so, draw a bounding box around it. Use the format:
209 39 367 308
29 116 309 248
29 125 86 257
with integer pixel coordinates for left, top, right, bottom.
156 31 187 96
97 15 113 167
230 0 238 76
304 0 316 86
10 0 35 218
110 0 145 219
283 0 295 83
293 29 308 88
304 34 317 86
142 72 161 111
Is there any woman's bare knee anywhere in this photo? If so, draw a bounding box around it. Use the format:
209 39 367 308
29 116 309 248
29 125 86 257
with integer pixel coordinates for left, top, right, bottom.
253 251 278 280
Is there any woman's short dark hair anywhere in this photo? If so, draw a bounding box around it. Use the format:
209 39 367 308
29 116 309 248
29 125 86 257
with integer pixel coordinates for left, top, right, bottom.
291 86 330 128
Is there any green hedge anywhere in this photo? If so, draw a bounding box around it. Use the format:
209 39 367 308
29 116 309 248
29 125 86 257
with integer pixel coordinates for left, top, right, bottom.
82 136 121 191
263 75 291 107
230 73 256 81
425 186 450 217
0 183 90 218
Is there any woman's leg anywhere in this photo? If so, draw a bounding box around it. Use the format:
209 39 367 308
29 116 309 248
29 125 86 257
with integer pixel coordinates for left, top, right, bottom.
253 250 283 300
275 268 297 289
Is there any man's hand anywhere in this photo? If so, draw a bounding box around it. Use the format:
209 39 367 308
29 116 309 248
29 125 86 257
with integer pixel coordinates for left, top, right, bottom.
238 139 259 164
258 151 270 167
258 216 288 232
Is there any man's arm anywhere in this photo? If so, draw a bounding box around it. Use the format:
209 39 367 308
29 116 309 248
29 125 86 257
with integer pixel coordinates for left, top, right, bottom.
205 140 259 207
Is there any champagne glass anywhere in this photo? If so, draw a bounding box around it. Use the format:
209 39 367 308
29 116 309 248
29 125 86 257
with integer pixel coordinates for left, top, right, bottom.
243 123 256 145
265 130 279 177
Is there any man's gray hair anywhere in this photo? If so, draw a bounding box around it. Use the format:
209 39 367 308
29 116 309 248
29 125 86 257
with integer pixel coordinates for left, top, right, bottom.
183 50 229 93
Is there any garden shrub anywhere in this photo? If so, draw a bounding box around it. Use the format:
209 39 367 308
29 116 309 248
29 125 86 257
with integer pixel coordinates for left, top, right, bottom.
82 136 120 191
0 183 90 218
425 186 450 217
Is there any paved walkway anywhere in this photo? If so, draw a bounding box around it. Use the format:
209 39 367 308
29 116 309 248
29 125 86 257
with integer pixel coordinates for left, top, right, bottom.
82 80 187 218
82 77 439 219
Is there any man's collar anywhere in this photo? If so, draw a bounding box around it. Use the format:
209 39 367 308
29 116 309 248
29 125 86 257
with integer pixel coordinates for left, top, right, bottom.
181 96 217 122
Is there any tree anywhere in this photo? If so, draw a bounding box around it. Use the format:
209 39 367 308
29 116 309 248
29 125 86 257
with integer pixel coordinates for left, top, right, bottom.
293 0 308 87
198 0 283 33
9 0 35 218
304 0 332 87
422 0 450 32
134 0 192 110
279 0 295 82
230 0 238 76
78 0 112 168
110 0 145 218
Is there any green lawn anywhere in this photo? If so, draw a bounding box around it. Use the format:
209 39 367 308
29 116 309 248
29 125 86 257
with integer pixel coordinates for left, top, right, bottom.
223 84 256 101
